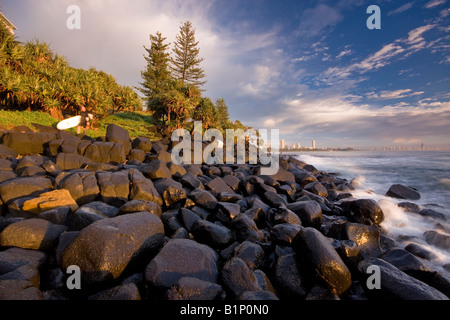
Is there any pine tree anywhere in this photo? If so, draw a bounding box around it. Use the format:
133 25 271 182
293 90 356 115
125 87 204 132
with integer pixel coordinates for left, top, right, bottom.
171 21 206 87
216 98 230 129
139 31 171 102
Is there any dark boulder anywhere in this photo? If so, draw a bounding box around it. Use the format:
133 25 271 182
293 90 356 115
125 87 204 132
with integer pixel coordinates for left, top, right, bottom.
233 213 264 243
221 257 261 299
424 230 450 252
128 169 163 206
88 283 141 300
83 141 126 164
132 137 152 153
0 218 66 251
166 277 223 300
234 241 265 270
106 123 131 155
61 212 165 286
206 177 235 197
386 184 421 200
96 171 130 206
271 223 303 245
189 188 218 210
405 243 438 261
56 153 92 171
140 160 172 180
55 171 99 206
191 219 234 249
145 238 219 289
118 199 162 217
287 200 322 229
154 178 187 207
68 201 118 231
342 199 384 225
292 227 352 295
358 258 448 300
345 222 381 257
274 253 308 298
0 176 53 204
180 172 204 190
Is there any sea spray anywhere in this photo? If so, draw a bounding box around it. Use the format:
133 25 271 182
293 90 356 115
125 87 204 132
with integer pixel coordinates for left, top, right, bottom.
295 151 450 271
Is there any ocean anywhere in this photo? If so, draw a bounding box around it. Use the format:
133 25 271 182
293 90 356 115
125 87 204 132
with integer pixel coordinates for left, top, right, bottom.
291 150 450 271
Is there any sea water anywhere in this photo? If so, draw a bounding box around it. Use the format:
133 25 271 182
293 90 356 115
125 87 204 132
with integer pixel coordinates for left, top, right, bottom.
292 150 450 271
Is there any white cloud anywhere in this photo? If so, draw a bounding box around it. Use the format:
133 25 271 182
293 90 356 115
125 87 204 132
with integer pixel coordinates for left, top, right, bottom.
297 4 343 37
388 2 415 16
425 0 447 8
367 89 424 100
336 49 352 59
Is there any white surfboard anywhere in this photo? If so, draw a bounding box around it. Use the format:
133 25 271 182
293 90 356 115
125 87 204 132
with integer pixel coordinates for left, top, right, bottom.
56 115 82 130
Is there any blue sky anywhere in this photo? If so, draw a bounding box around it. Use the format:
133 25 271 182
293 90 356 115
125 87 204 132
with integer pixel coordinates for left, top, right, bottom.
2 0 449 148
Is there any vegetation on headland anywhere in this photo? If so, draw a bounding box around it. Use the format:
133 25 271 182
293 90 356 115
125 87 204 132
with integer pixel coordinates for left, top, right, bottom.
0 22 142 121
0 18 250 137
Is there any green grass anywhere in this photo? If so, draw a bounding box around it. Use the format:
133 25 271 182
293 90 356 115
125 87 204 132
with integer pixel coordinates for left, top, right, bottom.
0 110 59 129
0 110 160 140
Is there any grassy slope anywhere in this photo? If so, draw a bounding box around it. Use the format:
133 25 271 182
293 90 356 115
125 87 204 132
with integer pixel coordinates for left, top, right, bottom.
0 110 160 140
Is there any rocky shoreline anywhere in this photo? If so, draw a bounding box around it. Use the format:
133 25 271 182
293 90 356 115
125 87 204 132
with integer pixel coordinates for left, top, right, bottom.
0 123 449 300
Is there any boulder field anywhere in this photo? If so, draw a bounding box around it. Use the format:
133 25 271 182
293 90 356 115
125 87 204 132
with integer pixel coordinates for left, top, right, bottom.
0 123 448 300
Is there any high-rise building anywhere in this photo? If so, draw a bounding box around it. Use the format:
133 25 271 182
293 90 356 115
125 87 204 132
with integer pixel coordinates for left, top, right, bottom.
297 142 301 149
280 139 285 150
312 140 316 149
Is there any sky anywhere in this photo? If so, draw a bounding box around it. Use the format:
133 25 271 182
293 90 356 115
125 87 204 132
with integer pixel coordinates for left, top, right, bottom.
1 0 449 149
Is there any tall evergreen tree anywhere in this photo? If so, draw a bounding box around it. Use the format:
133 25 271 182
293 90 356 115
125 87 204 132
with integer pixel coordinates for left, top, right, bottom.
139 31 171 102
216 98 230 129
171 21 206 87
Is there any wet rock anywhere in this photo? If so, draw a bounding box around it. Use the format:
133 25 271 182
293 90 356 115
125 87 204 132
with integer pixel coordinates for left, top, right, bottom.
206 177 235 197
345 222 381 257
304 182 328 198
189 188 218 210
180 172 204 190
424 230 450 252
342 199 384 225
358 258 448 300
418 209 447 221
270 206 302 226
61 212 164 286
234 241 265 270
0 218 66 251
274 253 308 299
405 243 438 261
271 223 302 245
287 200 322 229
145 239 219 289
233 213 264 243
221 257 261 299
398 202 421 213
154 178 187 207
386 184 421 200
292 227 352 295
191 219 234 249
